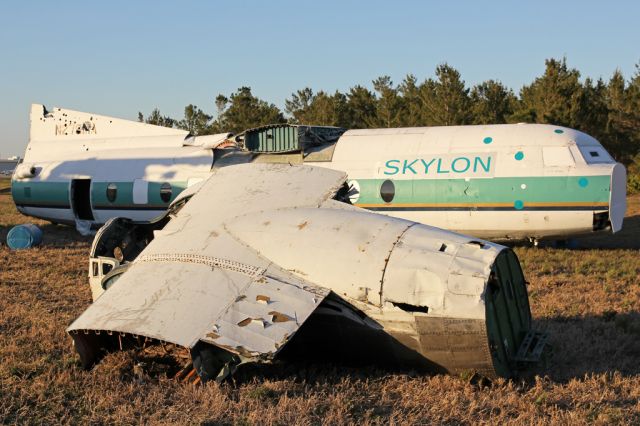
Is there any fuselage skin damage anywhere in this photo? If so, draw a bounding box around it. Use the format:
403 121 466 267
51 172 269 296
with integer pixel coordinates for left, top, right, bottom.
69 164 544 382
12 104 626 240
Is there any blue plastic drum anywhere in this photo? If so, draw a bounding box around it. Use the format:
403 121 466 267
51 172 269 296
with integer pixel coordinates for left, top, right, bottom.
6 224 43 249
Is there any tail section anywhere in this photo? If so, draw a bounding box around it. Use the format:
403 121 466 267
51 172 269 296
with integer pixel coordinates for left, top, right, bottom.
30 104 187 141
24 104 189 163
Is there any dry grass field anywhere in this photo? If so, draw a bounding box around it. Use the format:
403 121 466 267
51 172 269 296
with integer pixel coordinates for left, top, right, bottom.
1 176 639 425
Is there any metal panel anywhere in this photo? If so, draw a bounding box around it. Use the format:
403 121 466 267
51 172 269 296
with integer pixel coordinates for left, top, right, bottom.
132 179 148 204
245 125 299 153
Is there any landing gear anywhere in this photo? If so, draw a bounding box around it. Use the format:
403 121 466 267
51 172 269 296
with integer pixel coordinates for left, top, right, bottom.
528 238 579 249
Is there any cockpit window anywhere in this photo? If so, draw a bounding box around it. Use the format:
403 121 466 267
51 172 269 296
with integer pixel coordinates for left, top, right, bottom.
578 146 613 164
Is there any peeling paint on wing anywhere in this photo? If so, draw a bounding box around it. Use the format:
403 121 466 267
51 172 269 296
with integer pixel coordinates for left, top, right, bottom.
256 295 270 304
269 311 292 323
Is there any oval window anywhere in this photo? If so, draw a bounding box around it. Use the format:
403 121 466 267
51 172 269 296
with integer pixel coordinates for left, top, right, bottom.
106 183 117 202
380 180 395 203
160 182 172 203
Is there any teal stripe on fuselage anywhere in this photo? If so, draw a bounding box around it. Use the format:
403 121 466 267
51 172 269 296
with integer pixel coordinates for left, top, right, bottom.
92 181 187 209
11 181 70 207
13 175 611 214
355 175 611 205
12 180 188 210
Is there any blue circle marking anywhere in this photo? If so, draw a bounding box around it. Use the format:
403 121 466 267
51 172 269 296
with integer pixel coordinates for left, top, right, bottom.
579 177 589 187
554 129 564 134
483 137 493 144
514 200 524 210
515 151 524 161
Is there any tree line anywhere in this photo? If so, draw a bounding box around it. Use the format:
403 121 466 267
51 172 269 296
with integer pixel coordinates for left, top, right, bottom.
139 58 640 188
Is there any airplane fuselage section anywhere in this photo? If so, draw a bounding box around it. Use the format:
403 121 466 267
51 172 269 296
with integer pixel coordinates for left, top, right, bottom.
12 105 627 240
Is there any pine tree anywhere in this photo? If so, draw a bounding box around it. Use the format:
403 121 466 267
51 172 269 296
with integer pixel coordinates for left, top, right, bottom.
398 74 423 127
346 85 377 128
470 80 516 124
285 88 315 124
515 58 582 126
213 87 286 133
176 105 212 135
285 89 350 127
420 64 471 126
369 76 402 128
139 108 176 128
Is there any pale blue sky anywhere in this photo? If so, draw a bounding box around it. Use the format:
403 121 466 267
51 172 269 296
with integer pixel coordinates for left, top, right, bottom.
1 0 638 156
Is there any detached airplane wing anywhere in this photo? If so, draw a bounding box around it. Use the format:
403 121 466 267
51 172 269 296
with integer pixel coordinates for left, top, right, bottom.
69 163 544 381
68 164 344 380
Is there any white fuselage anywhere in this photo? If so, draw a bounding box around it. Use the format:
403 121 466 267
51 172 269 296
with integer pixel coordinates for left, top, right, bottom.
12 105 626 240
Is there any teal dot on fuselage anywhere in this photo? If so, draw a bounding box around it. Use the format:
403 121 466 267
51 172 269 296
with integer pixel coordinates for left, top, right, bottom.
515 151 524 160
579 177 589 187
554 129 564 134
514 200 524 210
483 137 493 144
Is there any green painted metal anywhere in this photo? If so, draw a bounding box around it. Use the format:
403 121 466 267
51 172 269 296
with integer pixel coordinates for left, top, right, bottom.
485 249 532 377
245 125 300 153
244 125 347 153
354 175 611 206
92 181 187 209
13 180 188 210
91 181 134 207
12 181 70 207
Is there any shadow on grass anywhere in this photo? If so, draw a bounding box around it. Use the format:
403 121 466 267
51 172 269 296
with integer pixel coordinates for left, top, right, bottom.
505 214 640 250
575 214 640 249
222 310 640 388
527 311 640 382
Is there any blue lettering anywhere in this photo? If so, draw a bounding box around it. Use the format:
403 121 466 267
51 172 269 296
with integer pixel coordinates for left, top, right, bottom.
437 158 450 174
451 157 471 173
402 159 418 174
384 160 400 175
420 158 436 174
473 156 492 173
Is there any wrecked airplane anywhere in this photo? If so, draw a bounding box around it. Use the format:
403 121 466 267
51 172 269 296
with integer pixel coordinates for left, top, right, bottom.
69 163 546 382
13 104 626 242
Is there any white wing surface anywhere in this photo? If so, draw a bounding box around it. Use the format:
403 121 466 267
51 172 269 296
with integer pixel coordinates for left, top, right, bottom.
68 164 345 374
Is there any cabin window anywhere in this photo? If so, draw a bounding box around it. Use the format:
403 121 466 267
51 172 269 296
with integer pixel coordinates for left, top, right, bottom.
380 180 395 203
160 183 172 203
106 183 117 202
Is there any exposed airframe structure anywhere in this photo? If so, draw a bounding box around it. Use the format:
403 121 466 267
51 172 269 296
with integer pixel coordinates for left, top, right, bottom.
68 163 544 381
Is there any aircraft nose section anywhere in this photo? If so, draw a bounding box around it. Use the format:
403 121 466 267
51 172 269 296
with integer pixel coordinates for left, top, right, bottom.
609 163 627 233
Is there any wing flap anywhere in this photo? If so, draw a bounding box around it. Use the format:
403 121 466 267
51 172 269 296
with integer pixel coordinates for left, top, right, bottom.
200 274 329 354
